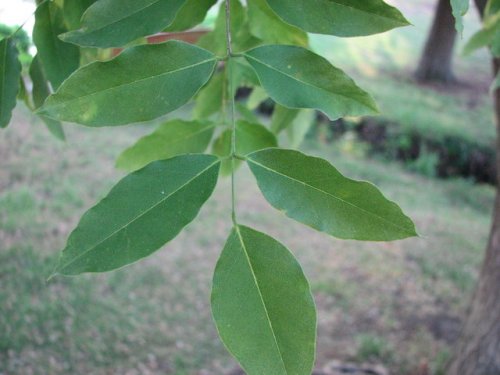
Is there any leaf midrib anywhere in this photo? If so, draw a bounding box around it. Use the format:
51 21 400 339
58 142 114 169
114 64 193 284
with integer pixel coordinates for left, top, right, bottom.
56 158 219 273
247 155 413 234
235 226 289 374
44 57 216 111
245 53 376 112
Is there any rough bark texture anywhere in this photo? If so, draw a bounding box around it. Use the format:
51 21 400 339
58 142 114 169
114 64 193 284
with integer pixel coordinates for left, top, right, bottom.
446 59 500 375
415 0 457 83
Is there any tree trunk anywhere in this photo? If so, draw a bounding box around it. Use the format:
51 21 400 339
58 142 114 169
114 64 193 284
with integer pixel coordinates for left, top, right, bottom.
474 0 487 18
415 0 457 83
446 59 500 375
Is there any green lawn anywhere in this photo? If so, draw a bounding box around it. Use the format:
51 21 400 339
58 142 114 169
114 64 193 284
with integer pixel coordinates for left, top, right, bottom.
0 106 494 374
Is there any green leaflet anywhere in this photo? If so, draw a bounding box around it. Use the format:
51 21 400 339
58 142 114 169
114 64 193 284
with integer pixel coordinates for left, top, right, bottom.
63 0 98 30
116 119 216 171
38 41 217 127
212 225 316 375
451 0 470 35
165 0 217 32
197 0 261 56
271 105 300 134
247 0 308 47
29 55 65 141
60 0 187 48
244 45 378 121
286 109 315 148
247 149 417 241
247 87 268 110
194 72 225 120
0 37 21 129
213 120 278 175
265 0 409 37
33 1 80 90
53 154 220 276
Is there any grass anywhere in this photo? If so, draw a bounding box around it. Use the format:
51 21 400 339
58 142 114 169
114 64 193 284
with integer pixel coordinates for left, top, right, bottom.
0 105 494 374
0 1 496 373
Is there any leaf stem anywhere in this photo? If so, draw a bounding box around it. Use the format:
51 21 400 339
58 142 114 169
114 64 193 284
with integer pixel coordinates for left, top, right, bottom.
225 0 238 226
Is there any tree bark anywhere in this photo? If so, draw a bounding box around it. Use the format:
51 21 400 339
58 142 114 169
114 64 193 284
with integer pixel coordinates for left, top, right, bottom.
474 0 487 19
446 59 500 375
415 0 458 83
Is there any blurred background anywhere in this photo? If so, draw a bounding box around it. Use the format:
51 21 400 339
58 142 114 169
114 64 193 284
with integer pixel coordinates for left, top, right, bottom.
0 0 495 374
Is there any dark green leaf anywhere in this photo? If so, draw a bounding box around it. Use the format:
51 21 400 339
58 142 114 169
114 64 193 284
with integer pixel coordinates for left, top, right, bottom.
33 1 80 89
247 148 417 241
213 120 278 175
194 72 225 120
116 119 215 171
212 225 316 375
63 0 98 30
29 55 66 141
38 41 217 127
244 45 378 120
53 154 220 276
247 0 308 47
0 37 21 128
265 0 410 37
60 0 188 48
165 0 217 32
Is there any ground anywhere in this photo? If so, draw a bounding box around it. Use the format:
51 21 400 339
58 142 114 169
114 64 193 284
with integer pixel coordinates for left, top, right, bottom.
0 0 496 374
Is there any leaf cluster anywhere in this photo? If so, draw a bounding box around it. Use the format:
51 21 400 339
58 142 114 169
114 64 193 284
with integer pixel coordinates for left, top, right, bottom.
0 1 416 374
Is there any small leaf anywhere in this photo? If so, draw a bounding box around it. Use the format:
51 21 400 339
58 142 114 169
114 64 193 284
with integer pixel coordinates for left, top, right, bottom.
235 102 260 123
451 0 470 35
286 109 315 148
265 0 410 37
38 41 217 127
244 45 378 121
213 120 277 175
0 37 21 129
247 148 417 241
116 119 215 171
63 0 98 30
33 1 80 89
271 104 300 134
247 0 308 47
463 26 497 55
29 55 66 141
165 0 217 32
53 154 220 276
247 87 268 110
60 0 188 48
194 72 225 120
212 225 316 375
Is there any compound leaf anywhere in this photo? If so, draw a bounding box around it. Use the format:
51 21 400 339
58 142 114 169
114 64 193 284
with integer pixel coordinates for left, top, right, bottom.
244 45 378 121
212 225 316 375
53 154 220 276
38 41 217 126
60 0 188 48
116 119 215 171
0 38 21 128
265 0 410 37
247 148 417 241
